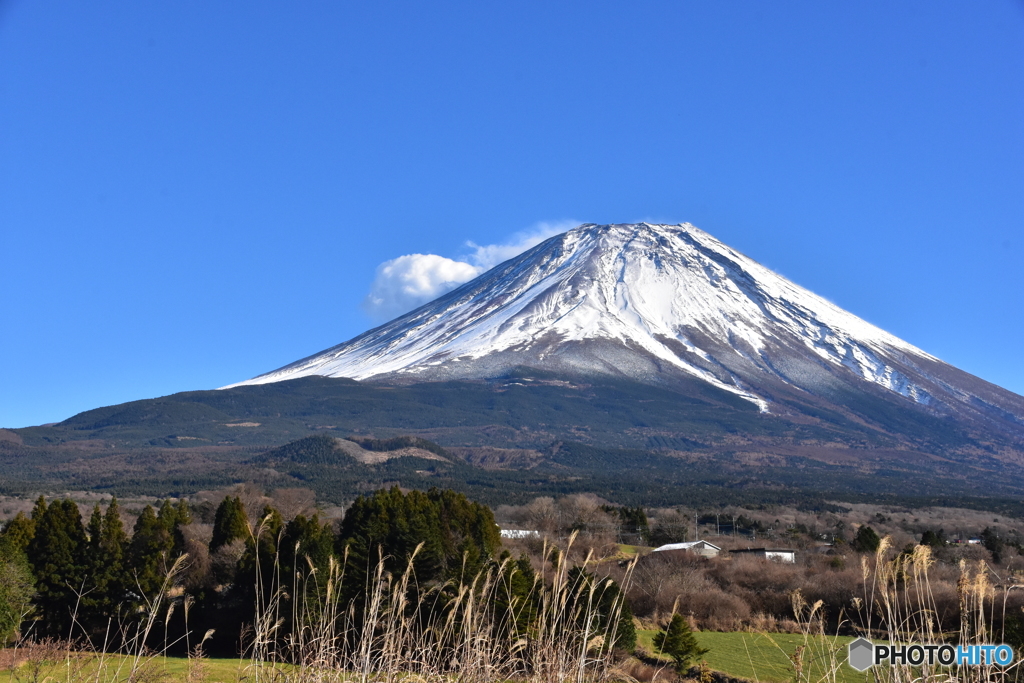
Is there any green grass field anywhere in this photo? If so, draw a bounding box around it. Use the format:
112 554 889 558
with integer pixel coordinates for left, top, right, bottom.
638 629 871 683
2 653 283 682
149 656 264 682
5 634 875 683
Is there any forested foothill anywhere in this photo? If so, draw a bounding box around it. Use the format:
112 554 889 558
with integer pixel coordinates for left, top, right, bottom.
6 372 1024 515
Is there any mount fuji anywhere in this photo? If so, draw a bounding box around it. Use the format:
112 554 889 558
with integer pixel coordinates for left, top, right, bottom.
228 223 1024 441
9 223 1024 504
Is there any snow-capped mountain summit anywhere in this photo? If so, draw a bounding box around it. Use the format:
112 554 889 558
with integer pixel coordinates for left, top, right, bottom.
228 223 1024 431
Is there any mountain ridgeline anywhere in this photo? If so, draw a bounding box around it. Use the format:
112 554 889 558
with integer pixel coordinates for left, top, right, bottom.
6 223 1024 510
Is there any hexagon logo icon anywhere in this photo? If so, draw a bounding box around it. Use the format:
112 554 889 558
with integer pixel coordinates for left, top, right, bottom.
848 637 874 671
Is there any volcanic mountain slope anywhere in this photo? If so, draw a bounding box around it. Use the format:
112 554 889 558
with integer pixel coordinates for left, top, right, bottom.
9 223 1024 506
230 223 1024 442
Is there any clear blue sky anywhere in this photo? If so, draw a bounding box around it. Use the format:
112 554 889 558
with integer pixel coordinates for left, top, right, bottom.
2 2 1022 428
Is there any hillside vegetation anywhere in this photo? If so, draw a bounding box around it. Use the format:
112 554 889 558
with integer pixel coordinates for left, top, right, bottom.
4 373 1024 510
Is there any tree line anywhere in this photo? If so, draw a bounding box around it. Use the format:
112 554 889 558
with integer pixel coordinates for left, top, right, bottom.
0 487 634 659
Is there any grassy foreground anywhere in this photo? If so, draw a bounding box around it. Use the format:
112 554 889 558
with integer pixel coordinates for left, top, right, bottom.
2 652 284 682
638 629 867 683
3 640 869 683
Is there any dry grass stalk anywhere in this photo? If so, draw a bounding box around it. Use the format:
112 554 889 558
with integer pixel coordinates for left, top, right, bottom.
233 528 635 683
784 536 1024 683
6 526 635 683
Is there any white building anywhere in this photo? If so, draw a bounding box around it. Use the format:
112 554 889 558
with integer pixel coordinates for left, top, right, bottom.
652 540 721 558
500 529 541 539
731 548 797 563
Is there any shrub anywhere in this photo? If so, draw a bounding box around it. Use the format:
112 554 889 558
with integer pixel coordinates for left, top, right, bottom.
852 525 881 553
0 552 34 643
654 613 709 674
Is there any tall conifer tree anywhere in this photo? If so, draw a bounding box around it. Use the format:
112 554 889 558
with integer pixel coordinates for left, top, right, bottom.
26 498 87 637
88 498 129 619
0 513 35 556
127 505 172 598
157 500 177 532
281 513 334 587
654 613 708 673
210 497 249 553
170 500 193 557
29 496 47 523
492 552 539 641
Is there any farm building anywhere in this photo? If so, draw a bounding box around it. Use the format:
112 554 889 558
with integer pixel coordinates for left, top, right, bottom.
652 540 721 558
499 529 541 539
731 547 797 563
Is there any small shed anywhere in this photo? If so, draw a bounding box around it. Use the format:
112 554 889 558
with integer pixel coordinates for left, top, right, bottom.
652 540 721 558
731 547 797 563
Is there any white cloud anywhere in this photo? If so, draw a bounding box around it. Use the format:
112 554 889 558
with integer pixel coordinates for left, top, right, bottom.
362 220 579 322
362 253 481 322
464 220 578 270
